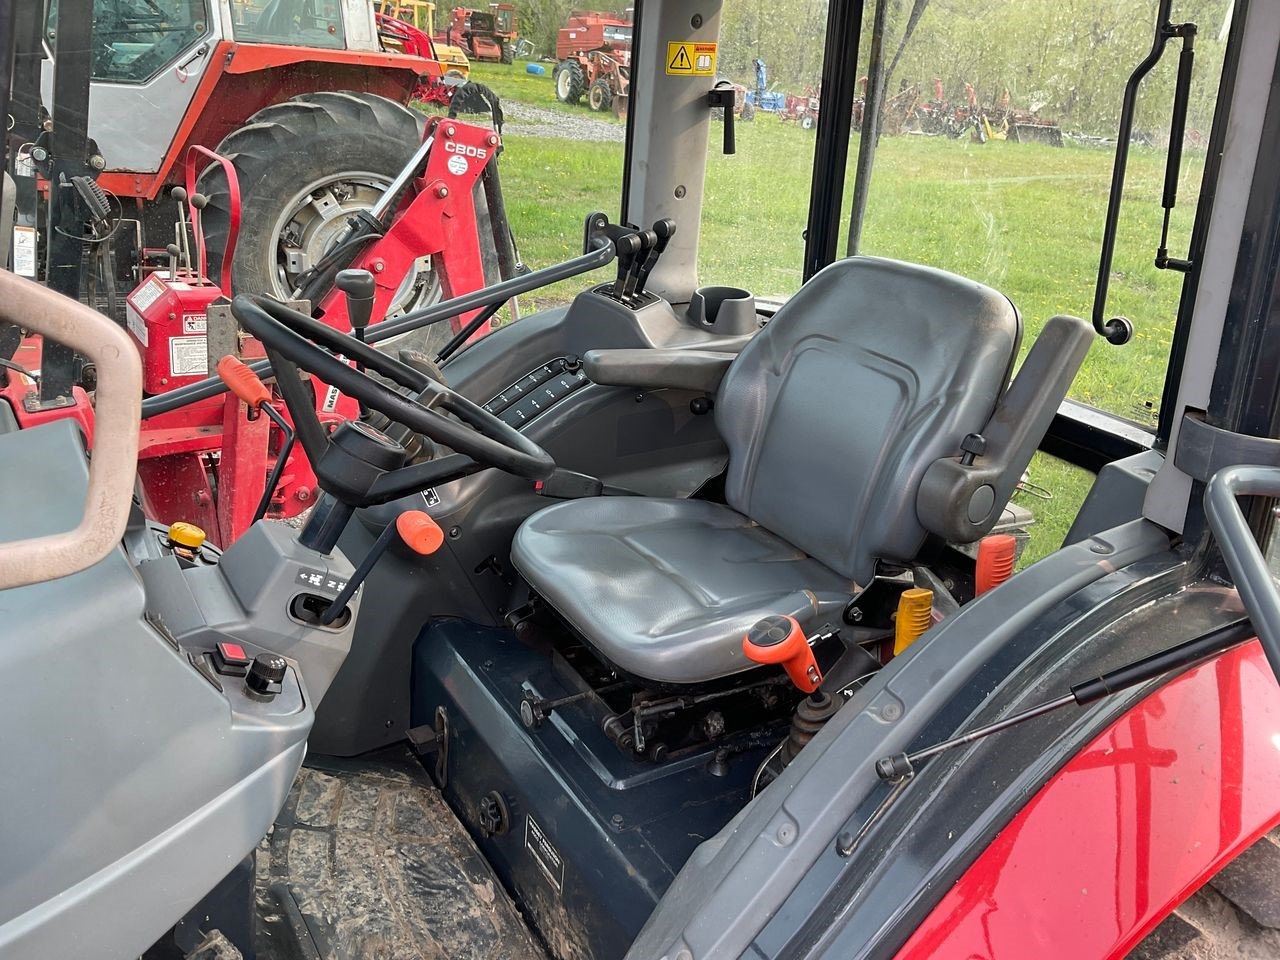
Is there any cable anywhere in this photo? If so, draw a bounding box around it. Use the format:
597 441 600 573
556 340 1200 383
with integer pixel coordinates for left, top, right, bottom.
750 740 786 798
53 185 124 244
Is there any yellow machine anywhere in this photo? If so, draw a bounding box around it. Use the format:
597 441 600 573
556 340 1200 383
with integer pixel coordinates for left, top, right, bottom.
375 0 471 77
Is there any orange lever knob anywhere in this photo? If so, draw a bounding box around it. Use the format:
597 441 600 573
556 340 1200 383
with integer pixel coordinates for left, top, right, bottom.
975 534 1018 594
217 355 271 409
743 615 822 693
395 510 445 556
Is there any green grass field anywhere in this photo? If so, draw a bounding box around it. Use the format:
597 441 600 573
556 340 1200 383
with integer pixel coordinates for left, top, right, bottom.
454 62 1202 562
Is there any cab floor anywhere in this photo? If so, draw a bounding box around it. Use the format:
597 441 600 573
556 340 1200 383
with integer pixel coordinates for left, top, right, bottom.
256 748 546 960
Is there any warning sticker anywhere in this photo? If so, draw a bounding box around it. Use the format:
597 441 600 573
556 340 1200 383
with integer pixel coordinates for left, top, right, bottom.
131 274 167 313
169 335 208 376
524 815 564 894
182 314 207 334
12 226 36 277
666 41 716 76
126 305 150 347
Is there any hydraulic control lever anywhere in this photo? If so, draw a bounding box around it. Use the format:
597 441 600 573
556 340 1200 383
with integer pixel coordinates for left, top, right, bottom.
335 269 377 343
633 219 677 296
619 229 657 302
215 356 297 526
336 268 377 414
606 229 644 302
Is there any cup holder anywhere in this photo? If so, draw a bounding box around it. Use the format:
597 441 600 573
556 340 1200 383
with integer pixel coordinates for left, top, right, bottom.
689 285 757 335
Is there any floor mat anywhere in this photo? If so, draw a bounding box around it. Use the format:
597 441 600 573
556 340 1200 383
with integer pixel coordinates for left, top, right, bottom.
257 749 546 960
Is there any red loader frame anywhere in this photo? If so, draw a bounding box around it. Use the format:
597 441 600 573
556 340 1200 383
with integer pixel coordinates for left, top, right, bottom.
5 119 506 548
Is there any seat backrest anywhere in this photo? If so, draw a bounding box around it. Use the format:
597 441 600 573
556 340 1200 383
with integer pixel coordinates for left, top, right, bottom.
715 256 1020 584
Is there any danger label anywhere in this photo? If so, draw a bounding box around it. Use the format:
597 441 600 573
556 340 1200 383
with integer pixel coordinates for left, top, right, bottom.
666 41 716 76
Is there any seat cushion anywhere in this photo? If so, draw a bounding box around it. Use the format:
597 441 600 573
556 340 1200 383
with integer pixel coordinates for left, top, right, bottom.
511 498 856 684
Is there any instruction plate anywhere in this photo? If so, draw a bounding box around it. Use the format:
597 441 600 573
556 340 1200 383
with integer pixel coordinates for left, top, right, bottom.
169 335 208 376
12 226 36 277
666 41 716 76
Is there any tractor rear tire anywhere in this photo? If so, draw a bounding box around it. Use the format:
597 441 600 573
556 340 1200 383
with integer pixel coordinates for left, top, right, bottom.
198 92 454 356
200 91 423 298
588 79 613 113
500 41 514 65
1130 827 1280 959
554 59 586 104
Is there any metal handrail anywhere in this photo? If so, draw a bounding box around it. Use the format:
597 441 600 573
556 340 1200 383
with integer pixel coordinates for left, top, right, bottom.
140 233 616 418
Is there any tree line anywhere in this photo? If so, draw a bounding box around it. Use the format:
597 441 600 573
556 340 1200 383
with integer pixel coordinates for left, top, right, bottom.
445 0 1233 139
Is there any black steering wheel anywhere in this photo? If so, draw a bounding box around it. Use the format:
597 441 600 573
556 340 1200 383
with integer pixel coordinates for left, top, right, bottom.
230 294 555 507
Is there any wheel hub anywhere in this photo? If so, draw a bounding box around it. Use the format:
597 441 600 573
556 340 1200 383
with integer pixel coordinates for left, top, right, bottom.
272 172 441 321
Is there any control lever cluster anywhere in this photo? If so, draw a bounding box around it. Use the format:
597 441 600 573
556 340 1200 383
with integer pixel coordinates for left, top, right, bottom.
598 219 677 307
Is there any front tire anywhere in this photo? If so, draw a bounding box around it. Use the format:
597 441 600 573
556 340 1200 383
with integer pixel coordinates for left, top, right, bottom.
500 41 514 64
554 59 586 104
588 78 612 112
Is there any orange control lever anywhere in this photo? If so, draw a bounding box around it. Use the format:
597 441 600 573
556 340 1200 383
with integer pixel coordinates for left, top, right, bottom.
743 615 823 693
395 510 445 556
217 355 271 410
975 534 1018 594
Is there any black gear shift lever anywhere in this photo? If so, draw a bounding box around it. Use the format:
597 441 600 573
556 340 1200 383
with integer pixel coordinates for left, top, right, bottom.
335 269 377 343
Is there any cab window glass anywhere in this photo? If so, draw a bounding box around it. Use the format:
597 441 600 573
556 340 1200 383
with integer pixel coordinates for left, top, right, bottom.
232 0 346 49
421 8 629 316
841 0 1231 429
49 0 210 83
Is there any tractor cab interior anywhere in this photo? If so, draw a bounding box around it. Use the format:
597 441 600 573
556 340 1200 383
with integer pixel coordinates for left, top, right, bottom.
5 1 1280 960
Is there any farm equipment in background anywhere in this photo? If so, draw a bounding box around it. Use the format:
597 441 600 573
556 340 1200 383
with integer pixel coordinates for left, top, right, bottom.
779 86 821 129
854 77 922 135
6 0 451 331
912 79 1063 145
552 11 634 115
4 113 519 548
438 5 519 64
4 0 520 547
375 0 472 83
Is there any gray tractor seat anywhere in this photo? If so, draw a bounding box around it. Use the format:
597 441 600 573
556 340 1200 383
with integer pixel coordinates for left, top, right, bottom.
512 256 1024 686
513 498 856 684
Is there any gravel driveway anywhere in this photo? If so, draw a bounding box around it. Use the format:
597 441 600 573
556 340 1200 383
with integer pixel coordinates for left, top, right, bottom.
501 101 625 143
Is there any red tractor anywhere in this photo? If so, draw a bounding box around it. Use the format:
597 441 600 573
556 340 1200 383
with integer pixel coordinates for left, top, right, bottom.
9 0 453 310
4 1 518 547
437 4 519 64
552 11 633 114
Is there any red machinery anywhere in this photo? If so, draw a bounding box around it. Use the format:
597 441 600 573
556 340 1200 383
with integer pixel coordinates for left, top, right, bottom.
375 13 462 107
438 5 519 64
553 11 634 114
2 118 508 548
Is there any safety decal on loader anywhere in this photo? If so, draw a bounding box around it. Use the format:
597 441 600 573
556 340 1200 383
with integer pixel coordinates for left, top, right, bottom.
666 41 716 76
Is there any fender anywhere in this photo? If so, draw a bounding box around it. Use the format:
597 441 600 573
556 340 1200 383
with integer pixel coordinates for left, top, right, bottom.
896 638 1280 959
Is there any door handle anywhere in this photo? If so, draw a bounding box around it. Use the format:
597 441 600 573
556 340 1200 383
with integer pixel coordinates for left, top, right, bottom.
177 43 210 80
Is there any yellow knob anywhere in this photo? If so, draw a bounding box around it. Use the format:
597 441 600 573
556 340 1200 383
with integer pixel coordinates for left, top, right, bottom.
168 521 207 550
893 587 934 656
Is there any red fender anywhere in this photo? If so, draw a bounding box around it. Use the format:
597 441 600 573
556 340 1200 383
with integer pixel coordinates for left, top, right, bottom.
896 638 1280 959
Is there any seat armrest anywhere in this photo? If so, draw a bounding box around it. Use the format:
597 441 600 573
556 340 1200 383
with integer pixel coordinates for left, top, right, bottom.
583 348 736 393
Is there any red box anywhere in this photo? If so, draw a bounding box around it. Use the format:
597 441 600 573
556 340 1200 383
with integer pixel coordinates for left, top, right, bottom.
125 272 223 394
